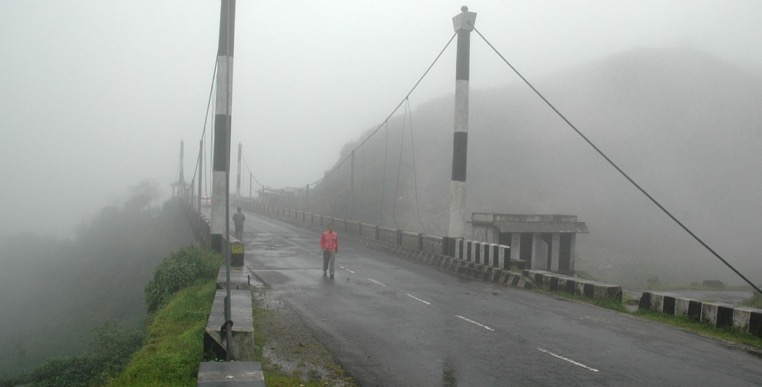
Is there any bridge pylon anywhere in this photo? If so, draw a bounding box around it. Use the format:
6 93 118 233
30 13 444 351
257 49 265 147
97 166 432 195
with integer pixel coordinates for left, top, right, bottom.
447 6 477 252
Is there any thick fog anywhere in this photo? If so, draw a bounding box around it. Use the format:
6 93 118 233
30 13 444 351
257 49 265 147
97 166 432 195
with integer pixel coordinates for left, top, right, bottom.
1 0 761 239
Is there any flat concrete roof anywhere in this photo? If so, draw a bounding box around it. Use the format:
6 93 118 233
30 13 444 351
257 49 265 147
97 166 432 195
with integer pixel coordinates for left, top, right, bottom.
492 221 589 233
472 213 589 233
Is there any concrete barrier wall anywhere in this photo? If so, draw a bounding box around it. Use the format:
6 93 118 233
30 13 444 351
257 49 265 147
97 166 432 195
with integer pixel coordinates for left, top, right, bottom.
378 227 399 246
640 291 762 338
246 203 584 300
734 307 762 337
401 231 422 251
524 270 622 303
345 220 359 235
359 223 377 240
449 238 511 270
422 235 444 255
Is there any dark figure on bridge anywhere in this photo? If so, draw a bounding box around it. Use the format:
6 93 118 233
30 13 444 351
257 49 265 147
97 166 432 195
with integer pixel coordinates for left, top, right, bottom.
232 207 245 240
320 223 339 278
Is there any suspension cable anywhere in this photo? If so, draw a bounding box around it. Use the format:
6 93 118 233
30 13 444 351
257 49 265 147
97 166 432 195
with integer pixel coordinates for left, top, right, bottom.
242 155 266 188
406 98 427 233
291 32 458 195
392 100 408 229
379 122 389 224
474 27 761 295
190 59 218 188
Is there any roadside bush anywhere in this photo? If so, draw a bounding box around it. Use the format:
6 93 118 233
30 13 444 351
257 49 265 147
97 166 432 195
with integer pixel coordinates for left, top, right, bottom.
144 246 221 313
742 293 762 309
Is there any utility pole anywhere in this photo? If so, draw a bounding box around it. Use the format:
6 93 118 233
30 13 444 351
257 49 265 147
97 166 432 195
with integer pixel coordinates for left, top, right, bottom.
235 142 242 202
447 6 476 252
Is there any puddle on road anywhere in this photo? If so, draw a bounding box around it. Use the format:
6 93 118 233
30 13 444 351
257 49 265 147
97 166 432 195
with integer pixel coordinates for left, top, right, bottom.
247 233 302 258
442 355 459 387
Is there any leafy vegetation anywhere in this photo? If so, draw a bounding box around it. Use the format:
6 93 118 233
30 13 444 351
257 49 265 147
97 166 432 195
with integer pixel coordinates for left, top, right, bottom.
144 246 221 312
634 309 762 349
108 281 217 386
741 293 762 309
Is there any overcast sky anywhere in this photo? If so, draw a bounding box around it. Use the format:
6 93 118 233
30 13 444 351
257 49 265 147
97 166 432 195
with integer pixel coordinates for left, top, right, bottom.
1 0 760 237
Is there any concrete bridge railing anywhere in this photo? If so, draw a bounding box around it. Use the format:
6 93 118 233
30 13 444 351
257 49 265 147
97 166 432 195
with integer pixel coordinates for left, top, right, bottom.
178 201 264 385
639 291 762 338
243 202 623 303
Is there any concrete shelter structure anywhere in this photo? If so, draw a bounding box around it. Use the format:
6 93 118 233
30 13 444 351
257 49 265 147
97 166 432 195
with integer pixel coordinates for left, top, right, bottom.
471 213 588 274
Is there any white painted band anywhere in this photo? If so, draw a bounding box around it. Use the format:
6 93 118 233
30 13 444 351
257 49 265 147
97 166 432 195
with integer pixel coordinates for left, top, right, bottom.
215 55 234 115
211 171 226 234
454 80 469 133
448 180 466 238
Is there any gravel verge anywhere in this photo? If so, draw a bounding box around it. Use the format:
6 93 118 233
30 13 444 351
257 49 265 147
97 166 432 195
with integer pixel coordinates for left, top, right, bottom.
252 286 357 386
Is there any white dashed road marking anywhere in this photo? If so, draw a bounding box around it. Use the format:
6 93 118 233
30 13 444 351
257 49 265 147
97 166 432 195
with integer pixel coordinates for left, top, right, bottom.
537 348 599 372
340 266 355 274
455 315 495 331
406 293 431 305
368 278 387 286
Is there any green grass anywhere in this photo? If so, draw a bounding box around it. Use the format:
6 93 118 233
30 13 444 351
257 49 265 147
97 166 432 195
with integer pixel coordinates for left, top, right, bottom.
539 284 762 350
634 309 762 349
741 293 762 309
107 280 216 386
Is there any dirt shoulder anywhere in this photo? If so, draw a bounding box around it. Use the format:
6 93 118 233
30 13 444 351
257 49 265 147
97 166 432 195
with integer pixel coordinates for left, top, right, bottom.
252 286 357 386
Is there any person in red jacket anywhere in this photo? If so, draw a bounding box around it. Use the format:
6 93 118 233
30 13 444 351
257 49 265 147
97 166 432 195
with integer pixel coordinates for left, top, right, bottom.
320 223 339 278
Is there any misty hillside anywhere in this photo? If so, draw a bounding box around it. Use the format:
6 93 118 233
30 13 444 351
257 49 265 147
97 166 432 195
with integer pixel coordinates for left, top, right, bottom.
0 198 195 377
330 47 762 288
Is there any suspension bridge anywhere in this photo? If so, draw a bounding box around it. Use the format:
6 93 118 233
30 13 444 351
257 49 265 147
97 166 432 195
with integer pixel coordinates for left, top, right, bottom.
172 2 761 385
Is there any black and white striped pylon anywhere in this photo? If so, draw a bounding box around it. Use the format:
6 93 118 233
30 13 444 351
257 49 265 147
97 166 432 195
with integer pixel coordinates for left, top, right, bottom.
448 6 477 243
211 0 235 253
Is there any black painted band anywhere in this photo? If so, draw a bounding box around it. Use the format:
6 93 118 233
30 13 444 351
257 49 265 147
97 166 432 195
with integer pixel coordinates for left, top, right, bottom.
213 114 230 171
451 132 468 182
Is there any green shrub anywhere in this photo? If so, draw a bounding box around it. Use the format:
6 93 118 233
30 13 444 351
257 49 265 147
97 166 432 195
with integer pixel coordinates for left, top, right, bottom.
110 281 217 386
742 293 762 309
144 246 221 313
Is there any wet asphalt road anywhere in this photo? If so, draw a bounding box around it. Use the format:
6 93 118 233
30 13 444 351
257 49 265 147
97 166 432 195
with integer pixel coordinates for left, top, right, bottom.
242 211 762 386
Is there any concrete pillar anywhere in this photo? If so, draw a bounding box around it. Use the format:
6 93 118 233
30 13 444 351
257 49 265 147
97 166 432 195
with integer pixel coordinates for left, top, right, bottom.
569 234 577 272
532 234 548 271
551 233 561 272
510 233 521 262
